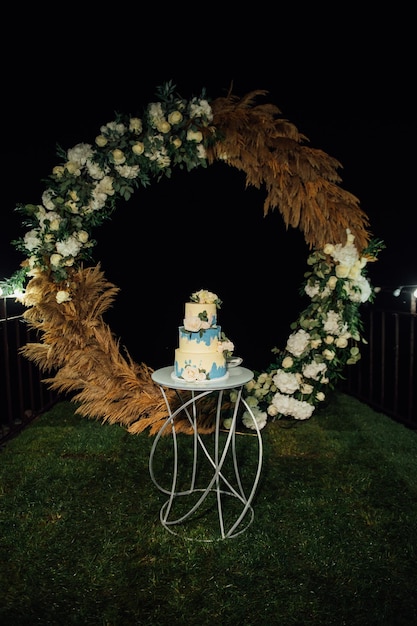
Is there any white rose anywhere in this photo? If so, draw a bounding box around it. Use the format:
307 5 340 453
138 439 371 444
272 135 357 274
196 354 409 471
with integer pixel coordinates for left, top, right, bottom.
168 111 183 125
77 230 89 243
335 265 350 278
181 365 200 382
282 356 294 369
335 336 349 348
50 253 63 267
112 149 125 165
323 349 335 360
132 142 145 155
186 129 203 142
56 290 71 304
156 120 171 133
95 134 107 147
183 316 202 332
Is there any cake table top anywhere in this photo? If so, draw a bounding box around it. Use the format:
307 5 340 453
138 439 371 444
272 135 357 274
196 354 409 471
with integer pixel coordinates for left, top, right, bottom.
151 366 254 391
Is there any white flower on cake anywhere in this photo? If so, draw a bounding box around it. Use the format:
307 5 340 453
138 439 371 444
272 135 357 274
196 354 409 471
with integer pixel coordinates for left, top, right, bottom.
181 365 207 382
183 315 210 332
217 332 234 359
190 289 222 308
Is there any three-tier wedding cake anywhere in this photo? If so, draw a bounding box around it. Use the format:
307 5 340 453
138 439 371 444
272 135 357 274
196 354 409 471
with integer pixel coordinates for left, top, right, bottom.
173 289 234 382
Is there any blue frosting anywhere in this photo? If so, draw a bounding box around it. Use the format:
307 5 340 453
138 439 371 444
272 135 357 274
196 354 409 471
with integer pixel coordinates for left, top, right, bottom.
179 325 221 346
175 360 227 380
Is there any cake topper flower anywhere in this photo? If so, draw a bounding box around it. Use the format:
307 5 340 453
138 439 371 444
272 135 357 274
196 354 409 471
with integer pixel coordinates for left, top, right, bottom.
190 289 222 309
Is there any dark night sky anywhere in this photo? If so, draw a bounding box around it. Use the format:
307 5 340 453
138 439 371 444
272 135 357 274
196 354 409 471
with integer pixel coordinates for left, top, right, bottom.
2 7 416 371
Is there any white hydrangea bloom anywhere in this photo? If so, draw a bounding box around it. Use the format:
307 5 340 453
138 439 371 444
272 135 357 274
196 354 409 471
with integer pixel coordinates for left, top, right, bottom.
286 329 311 357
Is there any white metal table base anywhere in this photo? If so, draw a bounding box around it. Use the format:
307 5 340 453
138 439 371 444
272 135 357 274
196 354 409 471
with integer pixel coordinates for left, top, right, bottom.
149 367 263 541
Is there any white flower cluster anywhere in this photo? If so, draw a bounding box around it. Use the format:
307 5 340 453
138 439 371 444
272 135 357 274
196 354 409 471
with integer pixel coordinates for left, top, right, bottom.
237 229 377 428
12 83 214 294
190 289 222 308
181 365 208 382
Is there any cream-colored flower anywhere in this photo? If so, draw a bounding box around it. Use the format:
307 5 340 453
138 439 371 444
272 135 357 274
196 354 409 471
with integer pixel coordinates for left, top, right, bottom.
129 117 142 133
286 329 310 357
335 264 350 278
65 161 81 176
324 335 334 344
186 129 203 142
323 243 335 255
170 136 182 148
77 230 89 243
156 120 171 133
310 338 322 349
52 165 65 177
95 134 107 147
257 372 270 385
183 316 202 332
242 407 267 430
327 275 338 289
335 336 349 348
50 253 63 267
273 370 300 394
316 392 326 402
132 142 145 156
112 149 125 165
56 290 71 304
267 404 279 417
245 379 256 393
168 110 183 125
282 356 294 369
323 349 335 360
181 365 205 382
65 200 79 214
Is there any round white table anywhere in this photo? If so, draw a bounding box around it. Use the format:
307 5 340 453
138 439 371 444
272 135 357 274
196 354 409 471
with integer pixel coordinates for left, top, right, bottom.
149 365 263 541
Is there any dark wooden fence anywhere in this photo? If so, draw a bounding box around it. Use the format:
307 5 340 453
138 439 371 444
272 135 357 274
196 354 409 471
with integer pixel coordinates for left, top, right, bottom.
1 286 416 447
341 286 416 429
0 296 58 445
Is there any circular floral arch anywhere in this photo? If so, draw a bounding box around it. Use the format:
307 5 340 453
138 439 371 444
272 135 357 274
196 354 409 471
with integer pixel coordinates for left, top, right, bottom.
2 81 382 434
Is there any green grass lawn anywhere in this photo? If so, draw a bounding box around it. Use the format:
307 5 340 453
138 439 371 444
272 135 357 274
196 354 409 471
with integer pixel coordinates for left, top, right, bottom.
1 391 416 625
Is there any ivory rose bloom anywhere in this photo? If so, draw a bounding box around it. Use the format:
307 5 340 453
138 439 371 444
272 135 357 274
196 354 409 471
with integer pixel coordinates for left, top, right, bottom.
52 165 65 177
112 149 125 165
132 142 145 155
168 110 183 124
183 316 203 332
50 253 63 267
336 264 350 278
95 135 107 147
77 230 89 243
327 275 338 289
335 335 349 348
170 137 182 148
282 356 294 369
187 129 203 142
56 290 71 304
156 120 171 133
